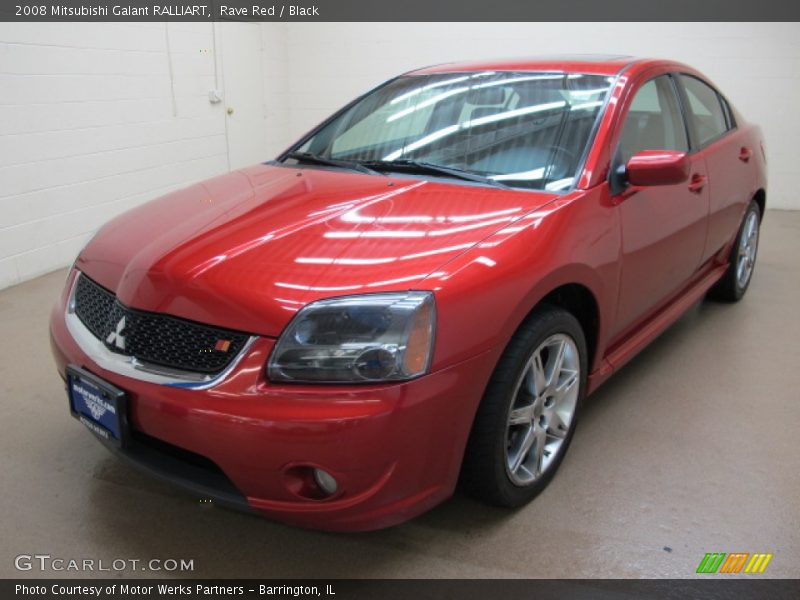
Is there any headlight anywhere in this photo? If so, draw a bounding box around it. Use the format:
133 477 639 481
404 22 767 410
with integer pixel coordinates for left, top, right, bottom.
268 291 435 383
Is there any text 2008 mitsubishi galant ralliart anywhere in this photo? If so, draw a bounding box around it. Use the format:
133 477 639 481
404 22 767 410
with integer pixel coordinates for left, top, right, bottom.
50 56 766 531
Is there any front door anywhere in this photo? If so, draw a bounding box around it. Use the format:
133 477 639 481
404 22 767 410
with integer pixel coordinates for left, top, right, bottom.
613 74 710 335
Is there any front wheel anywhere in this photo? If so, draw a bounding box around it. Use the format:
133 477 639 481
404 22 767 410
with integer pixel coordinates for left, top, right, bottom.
461 305 587 507
708 200 761 302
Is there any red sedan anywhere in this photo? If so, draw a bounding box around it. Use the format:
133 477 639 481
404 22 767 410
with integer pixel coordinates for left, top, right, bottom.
50 55 766 531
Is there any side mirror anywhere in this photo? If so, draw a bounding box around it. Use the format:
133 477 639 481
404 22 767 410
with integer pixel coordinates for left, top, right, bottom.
625 150 690 187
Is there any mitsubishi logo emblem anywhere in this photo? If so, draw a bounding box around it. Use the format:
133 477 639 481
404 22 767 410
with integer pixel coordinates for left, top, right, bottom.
106 316 127 350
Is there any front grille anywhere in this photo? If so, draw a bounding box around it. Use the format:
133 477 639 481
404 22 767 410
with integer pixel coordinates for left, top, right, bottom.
73 274 250 374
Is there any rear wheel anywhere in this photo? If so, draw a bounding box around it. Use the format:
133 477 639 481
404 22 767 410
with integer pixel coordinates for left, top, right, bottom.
708 201 761 302
461 305 587 507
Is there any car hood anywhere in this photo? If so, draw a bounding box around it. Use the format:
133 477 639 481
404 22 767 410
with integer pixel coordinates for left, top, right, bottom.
78 164 558 337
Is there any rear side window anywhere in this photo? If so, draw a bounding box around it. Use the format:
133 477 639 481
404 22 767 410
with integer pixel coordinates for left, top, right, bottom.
679 75 729 146
618 75 688 163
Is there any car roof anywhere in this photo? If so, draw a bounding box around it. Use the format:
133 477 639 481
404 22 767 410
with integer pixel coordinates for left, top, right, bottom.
407 55 651 77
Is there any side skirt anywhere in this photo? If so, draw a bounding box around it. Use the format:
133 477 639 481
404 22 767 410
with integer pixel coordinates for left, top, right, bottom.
586 262 729 394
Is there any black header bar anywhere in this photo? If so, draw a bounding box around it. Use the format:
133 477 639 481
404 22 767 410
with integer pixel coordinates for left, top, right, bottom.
2 0 800 22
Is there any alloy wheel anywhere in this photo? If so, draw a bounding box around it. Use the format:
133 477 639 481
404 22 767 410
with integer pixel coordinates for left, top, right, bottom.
736 210 759 288
504 333 580 486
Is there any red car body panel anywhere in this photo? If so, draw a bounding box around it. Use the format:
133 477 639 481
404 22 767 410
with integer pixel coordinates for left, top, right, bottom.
77 166 559 342
50 57 767 530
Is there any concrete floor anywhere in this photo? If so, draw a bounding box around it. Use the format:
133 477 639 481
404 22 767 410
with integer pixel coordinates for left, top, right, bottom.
1 210 799 579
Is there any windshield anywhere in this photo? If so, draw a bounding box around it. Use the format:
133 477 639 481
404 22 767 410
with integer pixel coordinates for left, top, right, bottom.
289 71 614 191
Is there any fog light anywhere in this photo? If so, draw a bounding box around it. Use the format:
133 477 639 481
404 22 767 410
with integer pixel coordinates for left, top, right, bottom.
313 468 338 496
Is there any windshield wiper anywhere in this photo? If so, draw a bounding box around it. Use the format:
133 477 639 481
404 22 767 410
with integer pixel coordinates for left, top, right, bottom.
359 159 510 189
285 151 379 175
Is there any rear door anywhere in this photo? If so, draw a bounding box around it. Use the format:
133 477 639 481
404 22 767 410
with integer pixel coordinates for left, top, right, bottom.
676 74 754 263
612 74 710 336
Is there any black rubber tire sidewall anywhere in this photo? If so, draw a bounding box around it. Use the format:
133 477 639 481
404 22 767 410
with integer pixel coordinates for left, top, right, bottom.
461 305 588 508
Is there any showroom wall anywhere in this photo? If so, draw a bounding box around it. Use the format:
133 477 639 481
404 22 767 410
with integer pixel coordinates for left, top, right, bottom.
0 22 287 290
0 22 797 290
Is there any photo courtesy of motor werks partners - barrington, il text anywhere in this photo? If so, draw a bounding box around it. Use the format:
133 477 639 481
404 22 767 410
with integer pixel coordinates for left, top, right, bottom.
14 583 332 597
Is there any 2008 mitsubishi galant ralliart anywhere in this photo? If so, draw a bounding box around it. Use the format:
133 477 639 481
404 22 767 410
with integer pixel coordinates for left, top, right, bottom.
50 56 766 531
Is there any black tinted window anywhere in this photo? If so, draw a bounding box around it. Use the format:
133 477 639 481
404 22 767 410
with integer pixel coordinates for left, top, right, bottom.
680 75 729 146
619 75 688 163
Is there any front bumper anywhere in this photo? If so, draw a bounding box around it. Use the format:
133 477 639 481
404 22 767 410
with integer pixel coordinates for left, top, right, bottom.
49 271 497 531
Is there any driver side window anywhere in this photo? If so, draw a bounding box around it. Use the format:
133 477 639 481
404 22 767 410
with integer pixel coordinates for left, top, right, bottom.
619 76 688 163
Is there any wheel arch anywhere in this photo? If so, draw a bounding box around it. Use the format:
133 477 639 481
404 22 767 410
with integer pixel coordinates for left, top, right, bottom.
504 266 606 374
753 188 766 216
537 283 600 371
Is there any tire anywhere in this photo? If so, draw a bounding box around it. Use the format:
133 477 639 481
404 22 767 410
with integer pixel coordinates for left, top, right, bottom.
461 305 588 507
707 200 761 303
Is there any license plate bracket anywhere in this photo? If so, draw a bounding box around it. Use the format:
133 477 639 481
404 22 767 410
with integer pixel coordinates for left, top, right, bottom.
66 365 129 447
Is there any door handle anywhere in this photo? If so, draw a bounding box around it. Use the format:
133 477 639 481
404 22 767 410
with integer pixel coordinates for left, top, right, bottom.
688 173 707 194
738 147 752 162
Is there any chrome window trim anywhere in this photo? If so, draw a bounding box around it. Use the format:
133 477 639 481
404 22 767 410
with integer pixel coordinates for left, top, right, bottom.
66 272 258 390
